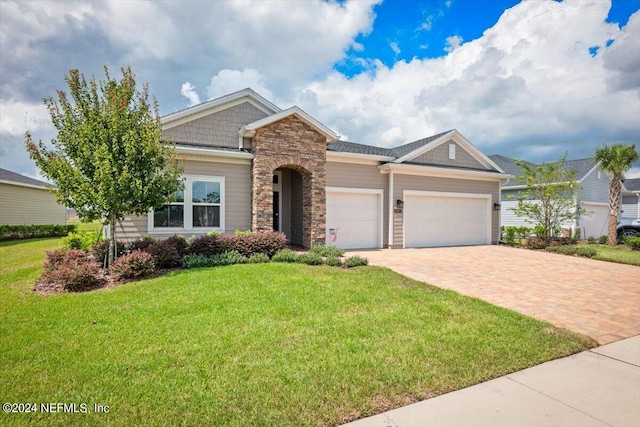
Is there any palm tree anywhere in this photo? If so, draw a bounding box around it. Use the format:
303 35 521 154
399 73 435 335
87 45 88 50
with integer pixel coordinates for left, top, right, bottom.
594 144 639 245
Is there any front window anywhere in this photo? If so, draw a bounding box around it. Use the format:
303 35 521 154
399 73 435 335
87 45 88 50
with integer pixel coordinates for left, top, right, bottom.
151 176 224 231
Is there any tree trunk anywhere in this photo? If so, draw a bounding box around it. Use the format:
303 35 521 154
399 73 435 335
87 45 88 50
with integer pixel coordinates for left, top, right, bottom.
607 177 621 246
108 211 116 267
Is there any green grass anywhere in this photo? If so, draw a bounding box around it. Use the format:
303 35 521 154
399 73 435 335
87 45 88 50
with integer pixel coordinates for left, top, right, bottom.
67 219 103 234
579 243 640 266
0 240 595 426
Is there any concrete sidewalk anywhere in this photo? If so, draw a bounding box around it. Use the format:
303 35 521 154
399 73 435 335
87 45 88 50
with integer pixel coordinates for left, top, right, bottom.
342 335 640 427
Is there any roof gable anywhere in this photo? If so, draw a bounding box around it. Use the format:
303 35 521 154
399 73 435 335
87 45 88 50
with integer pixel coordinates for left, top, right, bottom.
239 106 339 143
162 88 280 130
393 130 504 173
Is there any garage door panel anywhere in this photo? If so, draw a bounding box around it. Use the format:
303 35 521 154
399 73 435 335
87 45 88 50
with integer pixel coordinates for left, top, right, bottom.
326 191 381 249
405 194 489 248
581 203 609 239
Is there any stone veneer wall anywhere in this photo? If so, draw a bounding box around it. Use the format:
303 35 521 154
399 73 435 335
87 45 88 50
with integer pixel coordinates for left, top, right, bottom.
251 116 327 247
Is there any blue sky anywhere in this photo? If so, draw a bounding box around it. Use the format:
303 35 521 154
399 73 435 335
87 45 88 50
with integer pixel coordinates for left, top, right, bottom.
1 0 639 179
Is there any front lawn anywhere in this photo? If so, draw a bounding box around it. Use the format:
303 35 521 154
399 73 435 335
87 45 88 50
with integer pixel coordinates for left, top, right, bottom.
0 239 595 426
586 244 640 266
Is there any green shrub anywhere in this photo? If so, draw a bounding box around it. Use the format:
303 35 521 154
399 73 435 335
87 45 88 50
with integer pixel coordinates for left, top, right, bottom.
218 250 248 265
0 224 76 241
587 236 596 244
62 232 100 251
501 226 517 245
40 248 105 292
626 237 640 251
110 250 155 280
547 245 597 258
207 229 219 237
234 229 252 236
145 240 181 268
598 235 608 245
309 245 345 257
516 226 532 240
325 256 343 267
344 255 368 268
181 254 212 269
297 253 324 265
248 253 270 263
272 249 300 263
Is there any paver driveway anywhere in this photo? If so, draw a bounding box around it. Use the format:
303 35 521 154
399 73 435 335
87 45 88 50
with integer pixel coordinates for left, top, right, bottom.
347 245 640 344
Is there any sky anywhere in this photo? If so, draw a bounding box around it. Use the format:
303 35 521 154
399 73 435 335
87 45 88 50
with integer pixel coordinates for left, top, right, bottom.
1 0 639 180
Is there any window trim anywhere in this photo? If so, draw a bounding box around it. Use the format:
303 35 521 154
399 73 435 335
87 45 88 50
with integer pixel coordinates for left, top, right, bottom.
148 174 225 234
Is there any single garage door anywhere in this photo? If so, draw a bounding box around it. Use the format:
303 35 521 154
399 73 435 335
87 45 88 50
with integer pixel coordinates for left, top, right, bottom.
404 191 491 248
581 202 609 239
326 188 382 249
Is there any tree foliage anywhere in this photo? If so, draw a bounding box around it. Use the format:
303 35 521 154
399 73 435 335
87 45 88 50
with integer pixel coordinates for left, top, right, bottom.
594 144 639 245
25 66 183 266
510 154 583 246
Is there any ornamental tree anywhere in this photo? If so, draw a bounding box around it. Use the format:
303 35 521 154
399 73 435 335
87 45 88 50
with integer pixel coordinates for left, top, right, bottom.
510 154 584 246
594 144 639 245
26 66 183 266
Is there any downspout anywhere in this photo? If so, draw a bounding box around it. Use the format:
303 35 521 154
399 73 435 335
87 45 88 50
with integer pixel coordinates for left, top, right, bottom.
388 171 394 248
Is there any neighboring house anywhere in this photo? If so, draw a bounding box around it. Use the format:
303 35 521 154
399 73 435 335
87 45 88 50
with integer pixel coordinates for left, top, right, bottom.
488 155 612 239
0 168 66 225
119 88 507 249
622 178 640 218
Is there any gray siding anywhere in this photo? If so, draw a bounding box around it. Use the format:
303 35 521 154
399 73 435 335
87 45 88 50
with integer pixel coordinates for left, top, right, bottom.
116 215 148 241
0 183 66 225
409 140 490 170
393 175 500 246
122 159 251 239
326 161 389 246
578 169 609 203
163 102 268 148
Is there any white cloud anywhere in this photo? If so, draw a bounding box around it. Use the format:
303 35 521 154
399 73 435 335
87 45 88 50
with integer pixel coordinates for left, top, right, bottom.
389 41 401 55
206 69 274 102
626 167 640 179
180 82 200 106
444 35 463 52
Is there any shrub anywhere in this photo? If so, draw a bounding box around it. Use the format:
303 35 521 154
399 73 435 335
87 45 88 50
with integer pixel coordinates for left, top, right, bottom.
128 236 155 253
272 249 300 263
41 248 105 292
145 240 181 268
547 245 597 258
309 245 345 257
62 232 99 251
91 239 128 266
526 237 547 249
627 237 640 251
598 235 608 245
188 234 225 257
248 253 270 263
223 231 288 258
297 253 324 265
234 229 252 236
164 235 189 258
587 236 596 244
110 250 155 280
344 255 369 268
516 226 532 240
181 254 212 269
502 226 517 245
207 229 219 236
0 224 76 241
325 256 343 267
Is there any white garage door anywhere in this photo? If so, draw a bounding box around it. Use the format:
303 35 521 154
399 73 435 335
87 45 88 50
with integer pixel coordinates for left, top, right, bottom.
326 188 382 249
404 192 491 248
581 203 609 239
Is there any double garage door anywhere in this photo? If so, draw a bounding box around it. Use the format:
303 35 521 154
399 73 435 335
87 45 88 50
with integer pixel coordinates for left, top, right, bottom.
404 192 492 248
326 188 491 249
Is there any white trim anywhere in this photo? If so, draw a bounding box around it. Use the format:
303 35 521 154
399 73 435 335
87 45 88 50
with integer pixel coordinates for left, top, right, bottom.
402 190 492 248
176 145 254 160
393 130 505 173
0 179 54 191
326 186 384 249
578 162 602 184
239 106 339 142
388 171 394 248
379 163 507 181
326 151 394 164
162 89 280 129
148 175 226 234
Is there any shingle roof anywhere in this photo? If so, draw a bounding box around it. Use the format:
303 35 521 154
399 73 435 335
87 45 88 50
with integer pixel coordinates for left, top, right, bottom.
562 158 597 180
0 168 52 188
391 130 454 158
326 141 395 157
624 178 640 192
488 155 534 179
490 155 599 187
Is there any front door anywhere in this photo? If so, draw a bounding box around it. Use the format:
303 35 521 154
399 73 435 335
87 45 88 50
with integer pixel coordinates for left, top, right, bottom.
273 191 280 231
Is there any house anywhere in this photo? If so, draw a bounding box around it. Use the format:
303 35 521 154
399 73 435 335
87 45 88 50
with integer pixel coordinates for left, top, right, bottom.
119 88 507 249
0 168 66 225
488 155 612 239
622 178 640 218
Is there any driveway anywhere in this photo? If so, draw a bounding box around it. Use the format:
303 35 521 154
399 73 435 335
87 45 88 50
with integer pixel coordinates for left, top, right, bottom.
346 245 640 344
